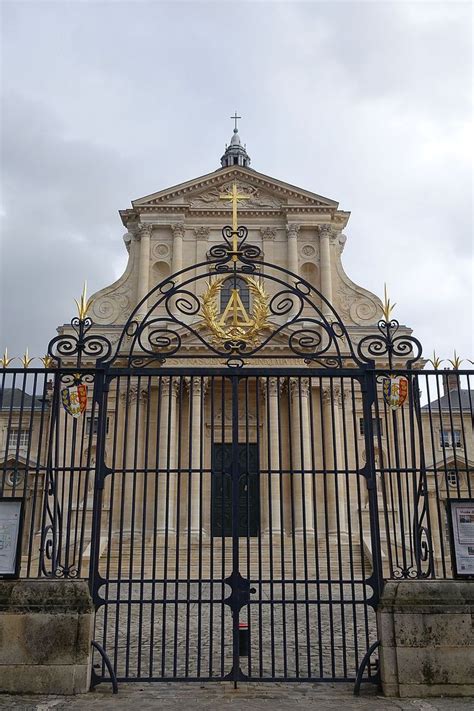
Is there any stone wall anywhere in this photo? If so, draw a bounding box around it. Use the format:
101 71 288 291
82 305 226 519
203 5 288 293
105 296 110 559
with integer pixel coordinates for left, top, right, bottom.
0 580 93 694
378 580 474 697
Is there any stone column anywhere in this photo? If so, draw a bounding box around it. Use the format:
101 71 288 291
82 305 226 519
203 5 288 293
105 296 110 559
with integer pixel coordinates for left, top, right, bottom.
262 377 282 535
136 224 152 320
287 224 300 320
286 223 300 277
156 377 178 535
188 378 207 537
319 224 333 319
171 222 185 277
321 385 347 536
290 378 314 534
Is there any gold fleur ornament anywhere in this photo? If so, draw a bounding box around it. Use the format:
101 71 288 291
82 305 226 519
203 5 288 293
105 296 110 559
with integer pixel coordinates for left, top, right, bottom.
428 351 443 370
448 350 463 370
1 348 14 368
382 283 396 322
41 354 55 368
75 281 93 320
21 348 34 368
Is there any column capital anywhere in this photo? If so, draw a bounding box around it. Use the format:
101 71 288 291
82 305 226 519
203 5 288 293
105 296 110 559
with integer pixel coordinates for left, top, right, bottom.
286 223 300 240
185 376 208 396
290 377 311 398
137 223 153 240
318 224 333 239
321 384 344 406
260 376 284 397
171 222 185 239
261 227 276 241
193 226 210 239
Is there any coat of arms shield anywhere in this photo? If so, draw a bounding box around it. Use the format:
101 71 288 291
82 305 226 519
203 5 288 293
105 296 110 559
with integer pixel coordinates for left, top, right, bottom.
383 375 408 410
61 382 87 418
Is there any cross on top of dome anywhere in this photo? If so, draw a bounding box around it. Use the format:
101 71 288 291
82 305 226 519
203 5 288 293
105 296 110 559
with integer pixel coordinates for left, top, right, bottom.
220 112 251 168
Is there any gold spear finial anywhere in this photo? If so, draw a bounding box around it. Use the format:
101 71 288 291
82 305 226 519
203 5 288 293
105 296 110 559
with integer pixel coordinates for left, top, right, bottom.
21 348 34 368
40 354 54 368
1 348 14 368
428 351 443 370
74 281 93 320
448 350 463 370
382 283 396 322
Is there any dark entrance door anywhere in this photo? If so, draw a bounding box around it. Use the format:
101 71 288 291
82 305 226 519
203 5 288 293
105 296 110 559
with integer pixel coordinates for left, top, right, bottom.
211 443 260 537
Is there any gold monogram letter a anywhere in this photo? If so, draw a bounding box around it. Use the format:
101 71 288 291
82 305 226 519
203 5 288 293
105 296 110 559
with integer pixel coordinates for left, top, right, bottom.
218 288 253 327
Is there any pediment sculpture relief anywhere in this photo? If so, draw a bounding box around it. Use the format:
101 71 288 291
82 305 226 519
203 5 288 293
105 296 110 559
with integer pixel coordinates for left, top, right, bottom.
190 183 282 209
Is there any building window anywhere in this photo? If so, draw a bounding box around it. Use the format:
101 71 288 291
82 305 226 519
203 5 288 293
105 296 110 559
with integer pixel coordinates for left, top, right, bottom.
359 418 383 437
86 416 109 436
440 430 462 448
8 429 30 449
220 277 250 312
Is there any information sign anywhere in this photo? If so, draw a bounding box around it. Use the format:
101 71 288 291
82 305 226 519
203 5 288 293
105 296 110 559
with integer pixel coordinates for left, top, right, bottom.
0 498 23 578
447 499 474 578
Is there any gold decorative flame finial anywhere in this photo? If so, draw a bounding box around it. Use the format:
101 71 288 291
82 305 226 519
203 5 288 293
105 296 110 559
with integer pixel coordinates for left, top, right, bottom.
41 354 54 368
382 283 396 322
448 350 463 370
75 281 93 320
428 351 443 370
21 348 34 368
1 348 13 368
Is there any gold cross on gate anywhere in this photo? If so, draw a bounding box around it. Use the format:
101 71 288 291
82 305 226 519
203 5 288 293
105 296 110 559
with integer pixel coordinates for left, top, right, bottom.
219 182 250 255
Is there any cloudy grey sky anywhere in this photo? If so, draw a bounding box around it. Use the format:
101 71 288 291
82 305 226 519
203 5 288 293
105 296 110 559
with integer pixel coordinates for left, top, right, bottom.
1 0 472 366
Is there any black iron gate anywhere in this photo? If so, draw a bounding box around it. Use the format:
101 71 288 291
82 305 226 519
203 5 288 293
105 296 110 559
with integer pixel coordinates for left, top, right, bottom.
88 367 383 684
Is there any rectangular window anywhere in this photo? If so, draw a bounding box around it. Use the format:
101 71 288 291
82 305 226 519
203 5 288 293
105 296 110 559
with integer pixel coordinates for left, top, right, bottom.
359 417 383 437
86 416 109 436
440 430 462 448
8 429 30 448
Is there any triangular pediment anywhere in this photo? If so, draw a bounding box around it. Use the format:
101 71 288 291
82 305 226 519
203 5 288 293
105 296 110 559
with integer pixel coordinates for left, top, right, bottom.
131 166 339 210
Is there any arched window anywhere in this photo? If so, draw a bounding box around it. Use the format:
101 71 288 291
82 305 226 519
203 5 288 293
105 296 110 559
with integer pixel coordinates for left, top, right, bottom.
220 277 250 312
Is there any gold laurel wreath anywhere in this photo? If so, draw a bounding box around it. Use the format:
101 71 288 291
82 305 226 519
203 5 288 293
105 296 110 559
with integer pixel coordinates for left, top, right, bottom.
201 276 270 346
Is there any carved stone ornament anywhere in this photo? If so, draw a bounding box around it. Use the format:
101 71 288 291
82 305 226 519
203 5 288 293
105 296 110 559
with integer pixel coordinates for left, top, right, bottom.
152 242 170 259
91 286 132 325
319 224 332 239
138 224 153 240
260 227 276 241
321 385 344 406
193 226 210 239
171 223 185 239
301 243 319 259
189 183 281 209
290 377 310 398
286 224 300 240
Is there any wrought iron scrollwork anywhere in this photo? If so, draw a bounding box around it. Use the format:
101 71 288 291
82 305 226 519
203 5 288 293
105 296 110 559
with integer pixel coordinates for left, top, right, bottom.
358 318 423 368
48 315 112 367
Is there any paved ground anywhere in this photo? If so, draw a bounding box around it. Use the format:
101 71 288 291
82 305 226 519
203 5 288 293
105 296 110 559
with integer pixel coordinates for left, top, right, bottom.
1 683 473 711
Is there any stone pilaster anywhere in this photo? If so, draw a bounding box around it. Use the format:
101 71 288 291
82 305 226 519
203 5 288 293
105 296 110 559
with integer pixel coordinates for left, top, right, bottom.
156 377 179 534
136 224 152 320
261 377 283 535
187 377 208 537
290 377 314 534
171 222 185 277
319 224 333 318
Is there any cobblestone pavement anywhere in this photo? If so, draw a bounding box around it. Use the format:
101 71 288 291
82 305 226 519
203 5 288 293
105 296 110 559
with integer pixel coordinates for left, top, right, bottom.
1 683 473 711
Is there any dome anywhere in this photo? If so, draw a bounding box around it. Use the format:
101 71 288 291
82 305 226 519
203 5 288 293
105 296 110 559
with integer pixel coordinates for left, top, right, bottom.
230 130 241 146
